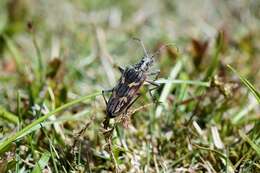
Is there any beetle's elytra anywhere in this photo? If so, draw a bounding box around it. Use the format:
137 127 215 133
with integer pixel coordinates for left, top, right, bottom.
102 38 161 128
106 68 145 117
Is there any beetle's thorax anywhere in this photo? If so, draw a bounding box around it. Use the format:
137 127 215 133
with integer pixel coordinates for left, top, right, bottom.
134 56 154 72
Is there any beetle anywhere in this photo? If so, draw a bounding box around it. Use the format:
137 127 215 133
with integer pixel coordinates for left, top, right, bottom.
102 39 163 129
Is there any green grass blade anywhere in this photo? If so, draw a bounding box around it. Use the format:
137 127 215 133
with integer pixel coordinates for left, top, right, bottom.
227 65 260 104
155 60 182 117
0 91 101 153
0 106 19 124
49 140 59 173
32 33 44 83
32 151 51 173
239 130 260 156
155 79 210 87
203 39 221 81
194 144 234 172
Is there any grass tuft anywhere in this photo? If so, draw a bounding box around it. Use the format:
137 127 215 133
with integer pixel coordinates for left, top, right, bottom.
0 92 101 153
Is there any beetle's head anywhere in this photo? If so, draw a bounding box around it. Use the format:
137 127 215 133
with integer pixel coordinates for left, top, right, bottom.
137 56 154 71
132 37 176 71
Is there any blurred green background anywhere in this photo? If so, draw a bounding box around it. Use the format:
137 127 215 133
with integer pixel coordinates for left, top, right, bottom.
0 0 259 172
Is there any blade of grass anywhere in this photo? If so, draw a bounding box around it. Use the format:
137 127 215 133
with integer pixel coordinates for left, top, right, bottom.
193 144 234 172
239 130 260 156
232 97 258 124
32 151 51 173
168 73 188 123
15 147 20 173
3 110 92 140
227 65 260 104
203 36 222 81
155 60 182 117
0 105 19 124
2 34 23 73
96 28 116 86
0 91 101 153
169 152 193 167
155 79 210 87
31 29 44 84
50 140 59 173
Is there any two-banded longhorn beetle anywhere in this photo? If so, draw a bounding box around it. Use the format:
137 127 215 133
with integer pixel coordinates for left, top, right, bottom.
102 38 164 129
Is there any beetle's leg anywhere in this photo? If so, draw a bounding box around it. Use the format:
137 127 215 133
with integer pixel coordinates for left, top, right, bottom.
148 86 161 104
145 80 160 87
148 87 157 103
102 89 113 106
145 80 160 103
102 89 114 129
147 70 160 79
125 93 141 114
147 70 160 88
103 116 110 129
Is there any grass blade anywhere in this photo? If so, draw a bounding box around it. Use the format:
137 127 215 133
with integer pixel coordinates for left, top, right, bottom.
227 65 260 104
2 34 23 73
155 60 182 117
203 36 222 81
0 91 101 153
239 130 260 156
0 106 19 124
155 79 210 87
32 151 51 173
32 32 44 84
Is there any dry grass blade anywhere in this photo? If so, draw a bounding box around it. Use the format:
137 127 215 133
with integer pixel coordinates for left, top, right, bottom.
96 27 116 86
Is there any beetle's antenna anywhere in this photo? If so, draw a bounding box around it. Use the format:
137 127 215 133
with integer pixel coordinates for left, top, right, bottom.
132 37 149 57
151 43 179 58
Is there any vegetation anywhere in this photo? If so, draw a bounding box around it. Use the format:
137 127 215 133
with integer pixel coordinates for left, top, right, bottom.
0 0 259 172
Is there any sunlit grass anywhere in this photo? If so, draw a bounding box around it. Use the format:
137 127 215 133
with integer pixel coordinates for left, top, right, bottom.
0 0 259 172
